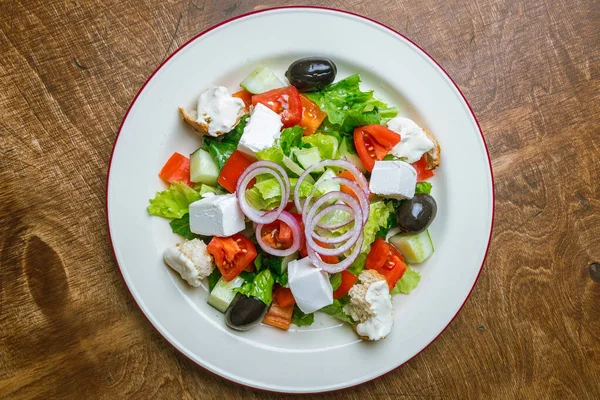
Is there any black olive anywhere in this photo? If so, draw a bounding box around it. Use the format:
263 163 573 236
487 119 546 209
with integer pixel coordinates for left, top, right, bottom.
285 57 337 92
396 194 437 233
225 294 267 331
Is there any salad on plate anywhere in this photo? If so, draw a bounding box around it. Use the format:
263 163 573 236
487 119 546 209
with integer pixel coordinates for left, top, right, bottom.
147 58 441 341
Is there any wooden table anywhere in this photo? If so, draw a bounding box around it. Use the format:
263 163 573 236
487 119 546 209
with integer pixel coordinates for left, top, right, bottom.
1 0 598 398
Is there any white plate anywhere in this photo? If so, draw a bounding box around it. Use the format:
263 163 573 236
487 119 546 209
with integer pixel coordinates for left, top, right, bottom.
107 7 494 393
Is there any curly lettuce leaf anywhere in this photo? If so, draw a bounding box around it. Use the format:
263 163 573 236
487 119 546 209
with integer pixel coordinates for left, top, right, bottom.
280 126 304 156
235 269 275 306
245 178 314 211
147 182 200 219
319 299 355 324
306 74 398 133
301 133 338 159
415 181 433 195
391 267 421 295
202 114 249 169
291 305 315 327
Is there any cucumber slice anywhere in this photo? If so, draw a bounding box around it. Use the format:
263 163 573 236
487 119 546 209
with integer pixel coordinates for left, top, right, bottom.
292 147 323 172
208 276 245 313
389 230 434 264
240 66 286 94
190 148 219 185
282 155 306 177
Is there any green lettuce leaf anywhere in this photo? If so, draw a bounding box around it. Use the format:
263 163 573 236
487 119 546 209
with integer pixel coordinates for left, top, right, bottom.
415 181 432 195
202 114 249 169
245 178 314 211
306 74 398 133
319 299 355 324
169 213 198 240
291 305 315 327
361 201 392 252
147 182 200 219
329 273 342 291
391 267 421 295
256 145 285 166
347 252 367 276
235 269 275 306
301 133 338 159
280 126 304 156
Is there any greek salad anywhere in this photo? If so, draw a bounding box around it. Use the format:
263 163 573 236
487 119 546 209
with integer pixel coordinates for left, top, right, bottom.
147 58 440 341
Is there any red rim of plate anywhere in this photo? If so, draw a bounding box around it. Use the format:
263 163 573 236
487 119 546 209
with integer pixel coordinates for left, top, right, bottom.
105 6 495 394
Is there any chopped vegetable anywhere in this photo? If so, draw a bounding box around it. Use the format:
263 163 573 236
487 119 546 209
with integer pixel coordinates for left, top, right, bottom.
390 267 421 295
273 285 296 307
389 229 434 264
232 89 253 110
147 181 200 219
353 125 401 172
252 86 302 128
333 270 358 299
201 114 249 169
301 133 338 159
365 238 407 290
189 148 219 185
280 125 305 155
299 94 327 135
291 305 314 327
208 276 245 312
411 155 435 181
263 299 294 330
169 213 200 240
240 66 286 94
159 152 192 186
207 233 258 281
235 269 275 306
319 299 354 324
218 150 255 193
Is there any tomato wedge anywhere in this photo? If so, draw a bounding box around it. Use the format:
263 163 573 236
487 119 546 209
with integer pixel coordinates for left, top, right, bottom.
299 94 327 135
207 233 257 281
365 238 407 290
411 155 435 181
260 220 294 250
159 152 192 186
273 285 296 307
217 150 254 193
333 270 358 299
252 86 302 128
353 125 401 172
232 89 253 112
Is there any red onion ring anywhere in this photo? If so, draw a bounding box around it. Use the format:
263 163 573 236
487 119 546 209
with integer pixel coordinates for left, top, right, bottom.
301 177 368 226
293 159 369 213
236 161 290 224
304 192 363 256
307 233 364 274
310 204 356 244
255 211 301 257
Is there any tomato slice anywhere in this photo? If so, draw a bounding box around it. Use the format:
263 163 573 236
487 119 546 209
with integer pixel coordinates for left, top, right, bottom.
207 233 257 281
232 89 253 112
290 213 308 258
217 150 254 193
260 220 294 250
314 239 340 264
158 152 192 186
365 238 407 290
353 125 401 172
411 155 435 181
273 285 296 308
298 94 327 135
252 86 302 128
333 270 358 299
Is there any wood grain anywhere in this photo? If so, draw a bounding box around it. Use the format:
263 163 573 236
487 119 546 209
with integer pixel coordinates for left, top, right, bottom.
1 0 598 398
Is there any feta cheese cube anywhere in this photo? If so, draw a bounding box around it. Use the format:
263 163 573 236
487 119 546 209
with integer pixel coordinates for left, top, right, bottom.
237 103 283 156
387 117 434 163
369 160 417 200
288 257 333 314
163 239 215 287
189 193 246 237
